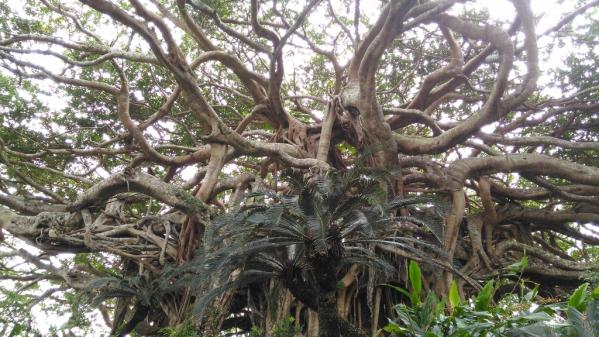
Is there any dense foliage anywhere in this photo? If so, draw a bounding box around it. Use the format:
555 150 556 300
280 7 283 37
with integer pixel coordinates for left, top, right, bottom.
385 261 599 337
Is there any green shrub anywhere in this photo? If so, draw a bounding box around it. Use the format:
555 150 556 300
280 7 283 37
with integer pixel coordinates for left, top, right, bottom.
249 316 300 337
159 320 201 337
384 261 599 337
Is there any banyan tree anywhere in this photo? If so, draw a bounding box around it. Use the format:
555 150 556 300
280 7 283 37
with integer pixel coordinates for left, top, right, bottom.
0 0 598 335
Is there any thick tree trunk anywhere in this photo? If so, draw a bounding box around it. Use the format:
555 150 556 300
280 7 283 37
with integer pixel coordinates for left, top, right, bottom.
317 291 341 337
317 290 367 337
113 303 149 337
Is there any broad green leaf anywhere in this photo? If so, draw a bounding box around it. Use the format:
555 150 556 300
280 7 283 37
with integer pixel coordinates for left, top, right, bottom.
513 311 553 322
449 280 460 309
475 280 495 311
506 322 563 337
568 283 589 312
409 260 422 305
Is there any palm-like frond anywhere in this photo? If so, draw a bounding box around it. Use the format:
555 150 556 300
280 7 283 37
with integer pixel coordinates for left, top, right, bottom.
170 163 450 319
81 272 178 309
192 269 274 319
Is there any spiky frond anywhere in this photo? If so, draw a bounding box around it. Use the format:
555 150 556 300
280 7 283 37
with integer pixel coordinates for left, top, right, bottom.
169 163 449 319
80 272 177 309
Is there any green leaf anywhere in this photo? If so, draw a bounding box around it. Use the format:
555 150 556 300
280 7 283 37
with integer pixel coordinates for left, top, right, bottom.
506 322 563 337
409 260 423 305
513 311 553 322
8 324 24 337
568 283 589 312
419 292 439 330
449 280 460 309
523 284 539 303
586 297 599 336
383 321 402 333
385 284 411 299
505 254 528 273
520 254 529 269
475 280 495 311
567 307 594 337
394 304 424 334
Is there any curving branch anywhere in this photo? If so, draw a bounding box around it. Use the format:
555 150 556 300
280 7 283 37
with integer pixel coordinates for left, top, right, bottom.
446 154 599 191
67 169 206 214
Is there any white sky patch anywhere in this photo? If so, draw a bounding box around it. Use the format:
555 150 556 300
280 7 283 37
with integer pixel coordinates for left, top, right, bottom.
95 166 111 179
481 122 498 134
180 165 198 181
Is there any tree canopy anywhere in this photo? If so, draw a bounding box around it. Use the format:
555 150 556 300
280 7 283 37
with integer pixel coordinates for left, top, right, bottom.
0 0 598 336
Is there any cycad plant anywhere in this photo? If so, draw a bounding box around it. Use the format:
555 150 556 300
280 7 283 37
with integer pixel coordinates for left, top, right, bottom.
82 271 173 337
178 165 451 337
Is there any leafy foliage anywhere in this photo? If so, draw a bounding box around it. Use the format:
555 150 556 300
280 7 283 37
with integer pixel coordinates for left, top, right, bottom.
1 0 599 335
385 261 599 337
168 164 448 333
248 316 301 337
159 320 201 337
